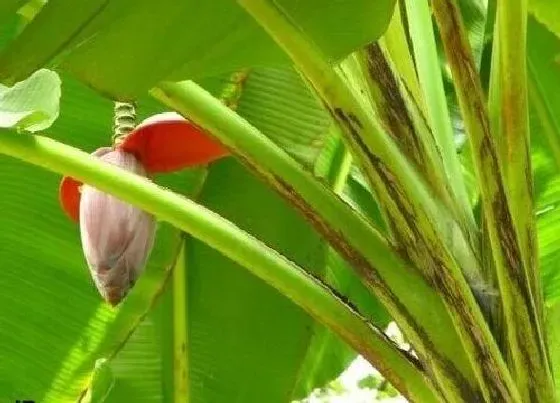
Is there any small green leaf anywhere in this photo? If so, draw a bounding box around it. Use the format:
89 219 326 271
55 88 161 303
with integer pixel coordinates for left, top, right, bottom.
0 68 60 132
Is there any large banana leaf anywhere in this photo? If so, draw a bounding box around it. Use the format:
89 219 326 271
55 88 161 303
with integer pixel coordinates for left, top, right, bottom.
0 0 395 98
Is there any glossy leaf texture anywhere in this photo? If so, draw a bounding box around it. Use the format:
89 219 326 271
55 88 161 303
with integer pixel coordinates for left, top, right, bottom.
0 0 396 99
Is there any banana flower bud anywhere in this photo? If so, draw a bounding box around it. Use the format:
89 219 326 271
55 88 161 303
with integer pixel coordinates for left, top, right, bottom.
79 148 156 305
58 113 229 305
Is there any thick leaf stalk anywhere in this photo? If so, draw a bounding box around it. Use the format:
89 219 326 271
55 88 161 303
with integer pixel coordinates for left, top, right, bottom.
356 43 478 252
153 81 467 402
494 0 544 323
356 44 452 210
236 0 520 401
431 0 554 401
0 129 439 403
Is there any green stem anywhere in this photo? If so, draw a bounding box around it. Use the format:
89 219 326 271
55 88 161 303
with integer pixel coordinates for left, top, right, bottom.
0 129 439 403
356 43 461 228
431 0 552 401
403 0 476 237
235 0 518 400
491 1 551 398
153 78 501 401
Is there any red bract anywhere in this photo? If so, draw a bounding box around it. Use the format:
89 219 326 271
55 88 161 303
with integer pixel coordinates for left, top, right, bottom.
120 112 229 173
59 176 81 222
59 113 229 222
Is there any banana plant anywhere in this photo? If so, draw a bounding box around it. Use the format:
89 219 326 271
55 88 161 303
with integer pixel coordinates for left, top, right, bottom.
0 0 560 402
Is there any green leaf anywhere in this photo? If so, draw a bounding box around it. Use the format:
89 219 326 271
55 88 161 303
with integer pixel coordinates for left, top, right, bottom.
0 68 60 132
0 0 396 98
537 175 560 302
103 316 168 402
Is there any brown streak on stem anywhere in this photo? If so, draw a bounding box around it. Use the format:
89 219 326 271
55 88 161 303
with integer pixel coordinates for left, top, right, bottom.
233 147 480 401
